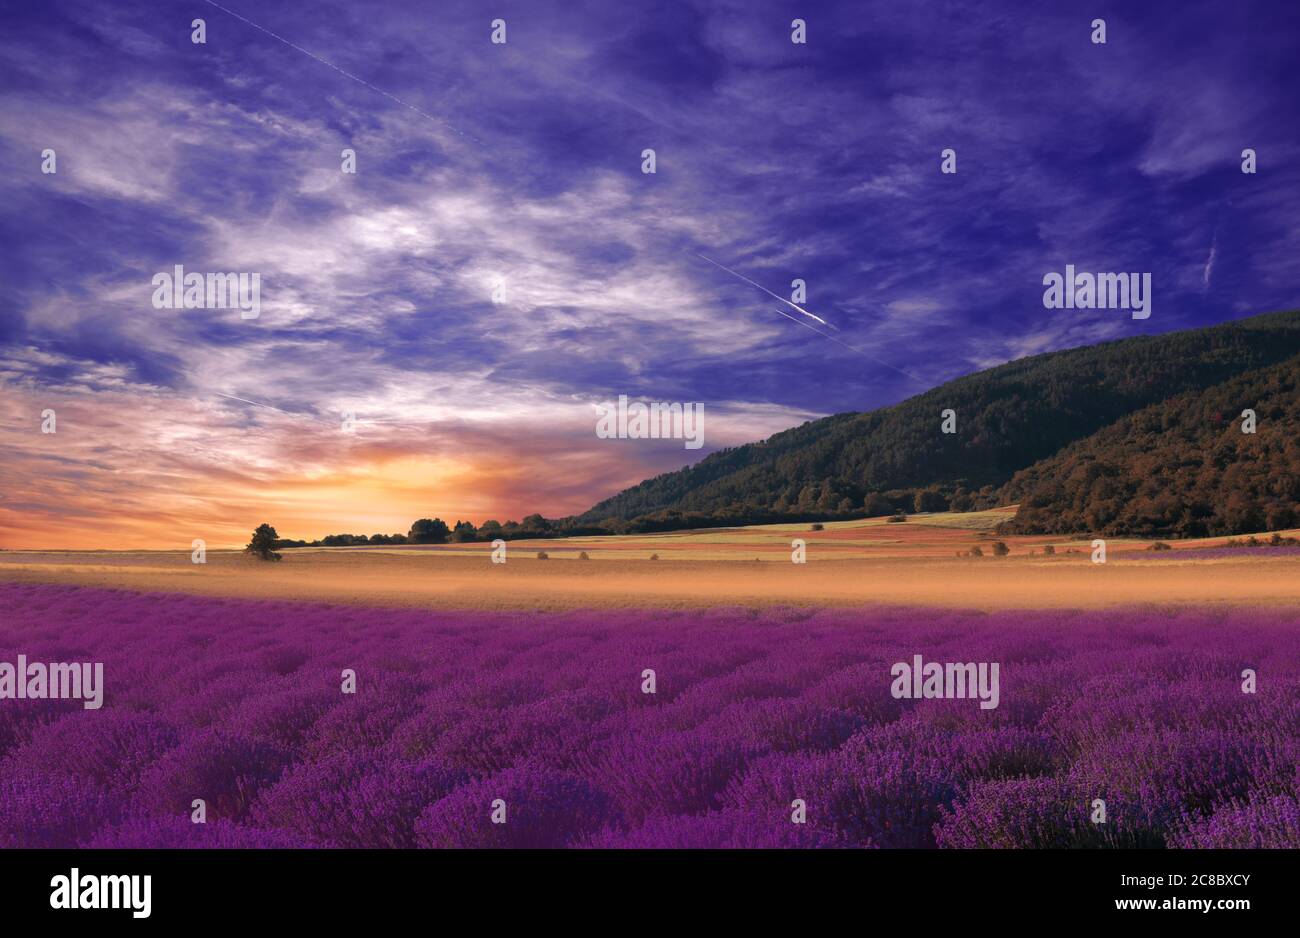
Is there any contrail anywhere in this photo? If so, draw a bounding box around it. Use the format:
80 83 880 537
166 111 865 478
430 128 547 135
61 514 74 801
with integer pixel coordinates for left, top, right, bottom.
213 393 354 428
200 0 480 144
690 251 924 382
694 252 832 327
771 311 926 383
213 392 297 415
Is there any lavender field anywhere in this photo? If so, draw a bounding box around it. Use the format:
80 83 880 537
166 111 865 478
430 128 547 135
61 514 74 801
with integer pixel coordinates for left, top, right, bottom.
0 582 1296 849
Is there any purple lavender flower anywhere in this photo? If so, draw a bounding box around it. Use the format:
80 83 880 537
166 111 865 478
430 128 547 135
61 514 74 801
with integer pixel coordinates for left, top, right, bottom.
0 583 1295 848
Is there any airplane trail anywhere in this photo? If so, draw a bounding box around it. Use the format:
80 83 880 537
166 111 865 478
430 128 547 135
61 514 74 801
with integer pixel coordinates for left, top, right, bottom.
770 310 926 383
694 252 833 327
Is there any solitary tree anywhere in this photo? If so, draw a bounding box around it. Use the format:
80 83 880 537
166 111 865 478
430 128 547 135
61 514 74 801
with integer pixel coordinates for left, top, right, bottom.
246 523 282 562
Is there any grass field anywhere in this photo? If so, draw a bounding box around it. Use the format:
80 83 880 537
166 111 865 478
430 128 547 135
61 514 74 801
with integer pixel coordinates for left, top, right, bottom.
3 512 1298 850
4 510 1299 611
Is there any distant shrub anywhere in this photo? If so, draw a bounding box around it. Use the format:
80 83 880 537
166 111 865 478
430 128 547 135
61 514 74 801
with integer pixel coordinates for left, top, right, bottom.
888 514 907 523
649 553 659 560
1042 544 1056 555
969 546 983 557
810 523 824 532
1149 542 1172 551
991 541 1010 557
1222 533 1300 548
536 551 549 560
578 551 590 560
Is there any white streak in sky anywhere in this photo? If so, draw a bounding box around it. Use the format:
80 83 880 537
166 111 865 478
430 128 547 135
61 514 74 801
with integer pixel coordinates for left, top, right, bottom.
200 0 480 144
695 252 832 327
771 311 926 383
213 392 296 414
1202 233 1218 292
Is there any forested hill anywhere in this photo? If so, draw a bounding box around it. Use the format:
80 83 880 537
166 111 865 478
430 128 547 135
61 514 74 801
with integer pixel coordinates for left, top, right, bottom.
996 354 1300 538
580 310 1300 535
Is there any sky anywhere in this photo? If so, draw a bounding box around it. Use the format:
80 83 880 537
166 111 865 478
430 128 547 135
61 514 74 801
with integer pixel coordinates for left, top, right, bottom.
1 0 1298 549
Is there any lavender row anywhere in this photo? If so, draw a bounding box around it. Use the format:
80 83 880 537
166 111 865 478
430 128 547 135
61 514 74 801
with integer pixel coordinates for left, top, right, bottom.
0 583 1295 848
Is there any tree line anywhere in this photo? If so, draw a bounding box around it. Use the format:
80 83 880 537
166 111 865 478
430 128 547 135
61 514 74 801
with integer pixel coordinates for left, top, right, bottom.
272 513 615 549
249 311 1300 552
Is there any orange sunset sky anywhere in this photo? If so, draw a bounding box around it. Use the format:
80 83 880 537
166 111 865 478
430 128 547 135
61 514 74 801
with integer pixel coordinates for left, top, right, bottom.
0 382 815 550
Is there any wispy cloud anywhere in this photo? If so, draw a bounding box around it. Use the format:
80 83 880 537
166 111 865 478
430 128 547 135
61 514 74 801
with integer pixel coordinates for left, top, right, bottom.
1202 233 1218 293
2 0 1298 546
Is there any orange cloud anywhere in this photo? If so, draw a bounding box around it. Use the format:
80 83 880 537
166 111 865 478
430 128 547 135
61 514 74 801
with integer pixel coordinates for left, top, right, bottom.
0 386 790 550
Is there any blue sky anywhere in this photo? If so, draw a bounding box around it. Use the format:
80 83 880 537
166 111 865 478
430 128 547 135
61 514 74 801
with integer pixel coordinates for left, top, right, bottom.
1 0 1298 546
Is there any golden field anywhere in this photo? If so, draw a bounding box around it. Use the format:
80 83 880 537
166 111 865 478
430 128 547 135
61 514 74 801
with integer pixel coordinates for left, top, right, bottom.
3 509 1298 611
